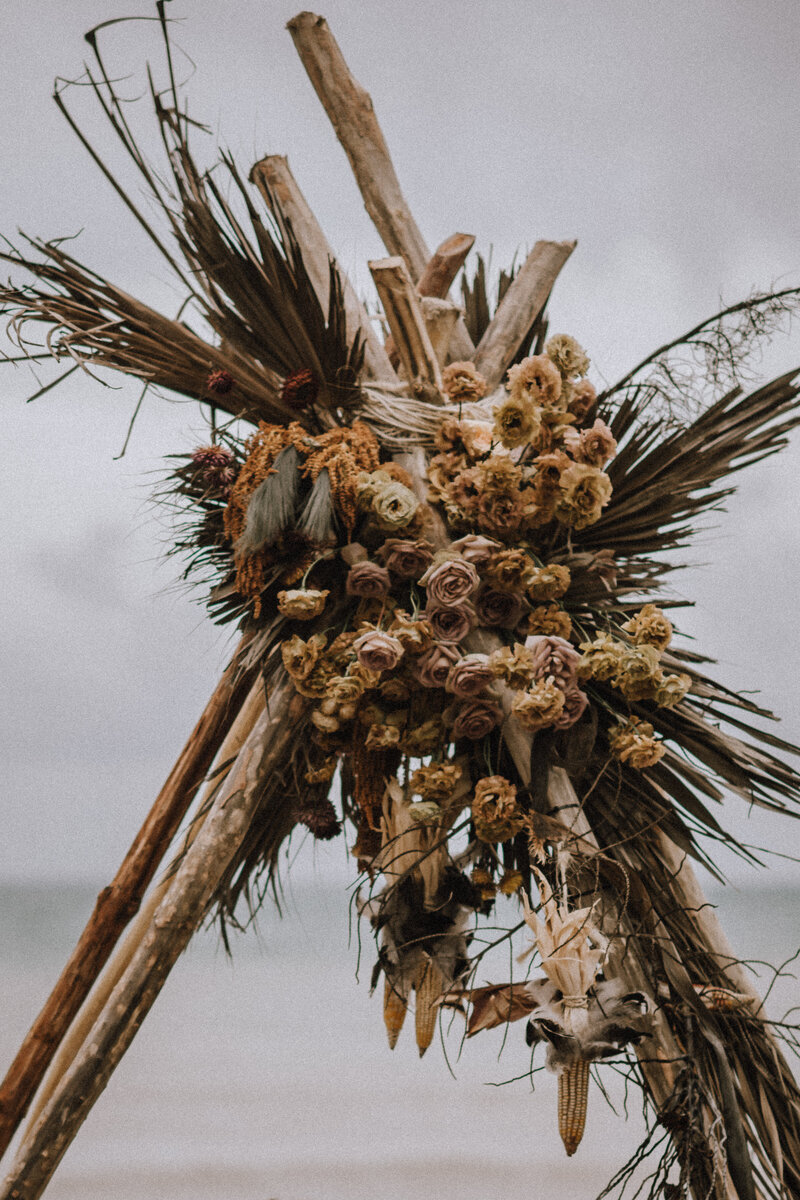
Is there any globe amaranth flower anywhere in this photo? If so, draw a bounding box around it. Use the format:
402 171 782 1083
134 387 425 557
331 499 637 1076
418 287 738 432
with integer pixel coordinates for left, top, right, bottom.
622 604 673 651
353 629 405 673
507 354 562 407
545 333 590 380
277 588 329 620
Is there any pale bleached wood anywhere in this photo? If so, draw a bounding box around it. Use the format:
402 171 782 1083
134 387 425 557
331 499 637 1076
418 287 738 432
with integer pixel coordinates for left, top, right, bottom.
474 239 577 389
287 12 429 279
420 297 462 368
2 675 293 1200
0 639 255 1159
369 257 442 394
19 680 267 1142
249 155 395 382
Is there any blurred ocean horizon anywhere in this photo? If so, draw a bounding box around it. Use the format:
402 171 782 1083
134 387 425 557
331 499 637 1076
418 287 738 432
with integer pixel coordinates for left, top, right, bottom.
1 875 797 1200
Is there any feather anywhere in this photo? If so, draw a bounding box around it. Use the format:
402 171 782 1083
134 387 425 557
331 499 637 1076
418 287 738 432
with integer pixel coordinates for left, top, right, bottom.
295 469 335 544
235 446 301 552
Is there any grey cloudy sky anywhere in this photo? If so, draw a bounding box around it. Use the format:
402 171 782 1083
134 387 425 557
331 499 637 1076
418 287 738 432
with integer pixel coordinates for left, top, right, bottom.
2 0 800 884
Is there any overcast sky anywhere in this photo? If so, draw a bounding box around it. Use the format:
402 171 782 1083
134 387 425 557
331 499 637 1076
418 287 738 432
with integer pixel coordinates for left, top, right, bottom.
2 0 800 886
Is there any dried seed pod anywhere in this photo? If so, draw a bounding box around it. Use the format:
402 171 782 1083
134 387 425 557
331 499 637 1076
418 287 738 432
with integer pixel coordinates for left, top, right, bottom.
414 958 444 1057
383 977 408 1049
558 1059 590 1156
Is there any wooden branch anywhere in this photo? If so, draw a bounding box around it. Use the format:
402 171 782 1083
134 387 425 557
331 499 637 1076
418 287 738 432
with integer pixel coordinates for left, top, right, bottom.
474 239 576 389
2 673 295 1200
249 155 395 382
369 257 442 393
288 12 429 280
417 233 475 299
0 640 255 1159
420 297 462 368
18 680 267 1142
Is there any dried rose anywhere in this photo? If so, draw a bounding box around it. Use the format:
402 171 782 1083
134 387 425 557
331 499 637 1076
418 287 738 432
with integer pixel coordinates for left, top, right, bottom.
493 394 542 449
622 604 673 651
379 677 411 704
654 672 692 707
545 334 590 380
568 378 598 422
512 678 566 730
277 588 329 620
451 698 504 740
410 761 463 801
472 775 523 842
426 601 475 643
345 561 391 598
525 635 581 689
476 489 526 538
281 633 326 682
555 462 613 530
615 644 663 701
526 564 571 602
507 355 562 407
447 537 497 569
474 584 526 629
441 361 488 402
524 604 572 640
387 611 434 656
609 718 665 769
328 674 366 704
488 643 537 691
445 653 494 698
577 635 624 682
420 553 480 606
460 420 495 459
353 630 404 674
377 537 434 579
414 643 460 688
310 709 340 733
563 418 618 468
365 723 402 750
554 686 589 729
373 480 420 530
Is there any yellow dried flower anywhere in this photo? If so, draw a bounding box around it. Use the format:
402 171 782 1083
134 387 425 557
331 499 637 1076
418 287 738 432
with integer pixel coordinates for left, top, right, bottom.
555 462 613 530
654 672 692 707
488 643 537 690
512 677 567 731
281 633 327 681
525 604 573 640
277 588 329 620
545 333 590 380
493 394 542 449
410 761 463 801
499 869 524 895
441 360 488 402
400 717 445 755
527 564 572 602
365 723 402 750
472 776 524 843
609 718 665 769
310 709 340 733
485 548 537 590
622 604 673 651
614 644 663 701
507 355 562 407
577 633 625 682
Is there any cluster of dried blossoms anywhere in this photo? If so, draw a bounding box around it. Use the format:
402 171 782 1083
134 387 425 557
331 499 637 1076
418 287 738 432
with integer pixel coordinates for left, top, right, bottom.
175 334 688 1059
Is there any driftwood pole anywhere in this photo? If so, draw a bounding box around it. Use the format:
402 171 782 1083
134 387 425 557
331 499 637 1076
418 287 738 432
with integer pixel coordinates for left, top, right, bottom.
0 639 255 1159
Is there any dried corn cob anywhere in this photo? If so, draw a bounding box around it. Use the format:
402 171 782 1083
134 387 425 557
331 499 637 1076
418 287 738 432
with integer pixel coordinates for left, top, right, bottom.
693 983 755 1013
383 977 408 1049
414 958 444 1057
558 1059 590 1156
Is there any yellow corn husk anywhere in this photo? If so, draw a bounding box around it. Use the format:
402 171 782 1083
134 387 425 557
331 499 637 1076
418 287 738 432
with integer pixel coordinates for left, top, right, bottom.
558 1059 590 1156
383 977 408 1049
414 958 444 1057
693 983 755 1013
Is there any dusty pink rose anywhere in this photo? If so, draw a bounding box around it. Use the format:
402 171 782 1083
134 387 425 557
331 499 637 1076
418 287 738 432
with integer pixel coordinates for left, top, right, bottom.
426 601 475 643
377 538 434 579
451 699 504 740
450 534 502 567
474 585 526 629
554 686 590 729
353 630 404 673
414 643 460 688
445 654 494 698
477 490 525 538
419 555 479 606
346 561 391 598
525 634 581 688
563 418 617 467
567 379 597 422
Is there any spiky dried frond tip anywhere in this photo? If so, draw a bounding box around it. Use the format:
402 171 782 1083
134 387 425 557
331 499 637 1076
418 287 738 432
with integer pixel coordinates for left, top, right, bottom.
1 20 363 427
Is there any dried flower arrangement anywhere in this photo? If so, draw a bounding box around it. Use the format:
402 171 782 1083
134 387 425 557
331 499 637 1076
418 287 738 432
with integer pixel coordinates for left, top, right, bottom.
1 9 800 1200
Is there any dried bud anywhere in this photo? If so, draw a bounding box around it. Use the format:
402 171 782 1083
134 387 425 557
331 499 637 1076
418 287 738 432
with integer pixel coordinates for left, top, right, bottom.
206 368 234 395
281 367 319 409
